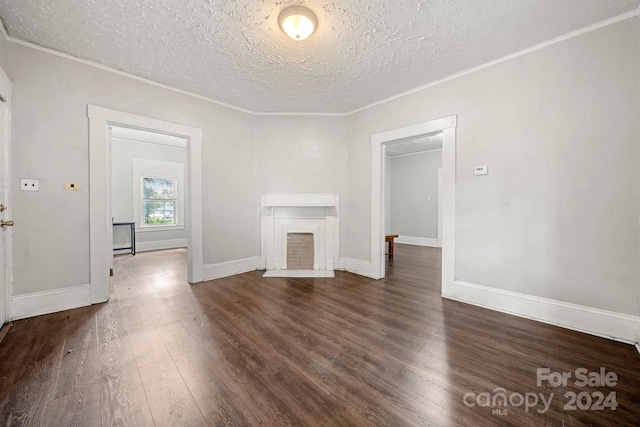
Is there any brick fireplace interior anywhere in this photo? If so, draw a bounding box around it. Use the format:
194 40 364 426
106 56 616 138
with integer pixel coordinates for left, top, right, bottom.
286 233 314 270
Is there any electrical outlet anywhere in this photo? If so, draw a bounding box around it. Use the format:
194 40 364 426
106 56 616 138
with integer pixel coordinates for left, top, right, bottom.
65 183 79 191
20 179 39 191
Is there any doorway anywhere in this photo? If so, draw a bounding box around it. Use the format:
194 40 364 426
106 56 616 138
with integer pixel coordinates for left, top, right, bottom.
370 115 457 296
0 67 11 325
0 100 9 325
384 136 443 249
88 106 203 305
110 126 189 267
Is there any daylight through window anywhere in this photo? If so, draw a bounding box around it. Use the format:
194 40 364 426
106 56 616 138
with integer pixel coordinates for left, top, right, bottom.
142 177 177 225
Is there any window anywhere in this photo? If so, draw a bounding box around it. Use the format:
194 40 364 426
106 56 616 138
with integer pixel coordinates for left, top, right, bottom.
132 158 185 231
141 177 177 225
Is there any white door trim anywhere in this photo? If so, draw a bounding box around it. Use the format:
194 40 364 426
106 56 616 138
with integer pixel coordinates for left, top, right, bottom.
88 105 203 304
437 167 443 248
370 116 457 296
0 66 12 323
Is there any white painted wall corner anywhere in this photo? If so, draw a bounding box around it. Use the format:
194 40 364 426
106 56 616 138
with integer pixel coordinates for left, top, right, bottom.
11 284 91 321
337 257 377 279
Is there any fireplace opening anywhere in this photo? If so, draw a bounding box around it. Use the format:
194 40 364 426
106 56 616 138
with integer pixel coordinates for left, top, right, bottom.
286 233 314 270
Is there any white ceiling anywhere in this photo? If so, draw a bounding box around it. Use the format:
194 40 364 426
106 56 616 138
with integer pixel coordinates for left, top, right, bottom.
0 0 637 114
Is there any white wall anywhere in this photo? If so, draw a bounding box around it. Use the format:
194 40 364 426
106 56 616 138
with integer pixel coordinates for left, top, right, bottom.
254 115 348 253
0 31 7 72
345 17 640 315
111 139 187 249
389 150 441 239
384 156 391 234
8 43 257 295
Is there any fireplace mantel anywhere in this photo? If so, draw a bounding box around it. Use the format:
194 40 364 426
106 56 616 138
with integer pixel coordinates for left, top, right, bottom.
260 194 339 278
262 193 338 207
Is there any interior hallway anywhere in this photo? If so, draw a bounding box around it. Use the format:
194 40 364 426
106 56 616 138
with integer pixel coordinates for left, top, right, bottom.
0 245 638 425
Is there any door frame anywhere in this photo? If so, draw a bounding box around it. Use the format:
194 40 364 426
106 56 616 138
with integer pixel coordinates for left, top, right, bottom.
88 106 203 304
0 66 12 323
437 167 443 248
370 115 457 296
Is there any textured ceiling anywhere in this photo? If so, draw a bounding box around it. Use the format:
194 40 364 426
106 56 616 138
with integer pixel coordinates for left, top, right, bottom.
386 133 442 157
0 0 638 113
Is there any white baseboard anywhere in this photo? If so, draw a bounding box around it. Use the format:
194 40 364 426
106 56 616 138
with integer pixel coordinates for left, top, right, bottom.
446 280 638 345
11 284 91 321
337 257 377 279
203 257 259 281
262 269 335 278
396 235 439 247
114 238 187 253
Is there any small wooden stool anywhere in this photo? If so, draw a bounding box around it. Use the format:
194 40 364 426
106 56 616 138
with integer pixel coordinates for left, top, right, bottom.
385 234 399 258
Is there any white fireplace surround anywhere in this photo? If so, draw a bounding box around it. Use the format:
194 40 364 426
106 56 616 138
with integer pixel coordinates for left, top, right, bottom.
280 223 323 270
261 194 339 278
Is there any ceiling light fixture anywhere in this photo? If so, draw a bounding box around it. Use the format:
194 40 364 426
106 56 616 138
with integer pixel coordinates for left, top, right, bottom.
278 6 317 41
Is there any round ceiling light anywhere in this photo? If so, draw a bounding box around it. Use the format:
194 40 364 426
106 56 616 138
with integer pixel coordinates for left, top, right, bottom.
278 6 317 41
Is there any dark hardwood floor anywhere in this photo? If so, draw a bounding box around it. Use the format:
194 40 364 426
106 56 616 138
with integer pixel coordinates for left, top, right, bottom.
0 244 638 426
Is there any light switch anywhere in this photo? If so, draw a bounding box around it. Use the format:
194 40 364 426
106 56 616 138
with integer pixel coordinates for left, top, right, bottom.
474 166 488 176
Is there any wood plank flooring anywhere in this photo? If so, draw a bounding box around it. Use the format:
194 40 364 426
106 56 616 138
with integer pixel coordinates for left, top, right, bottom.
0 244 639 426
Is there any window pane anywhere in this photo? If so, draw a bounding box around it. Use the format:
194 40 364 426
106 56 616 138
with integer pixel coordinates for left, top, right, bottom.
143 201 175 224
142 178 175 199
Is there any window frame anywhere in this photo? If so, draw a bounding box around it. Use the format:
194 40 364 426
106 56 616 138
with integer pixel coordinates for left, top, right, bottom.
140 175 178 227
131 158 185 232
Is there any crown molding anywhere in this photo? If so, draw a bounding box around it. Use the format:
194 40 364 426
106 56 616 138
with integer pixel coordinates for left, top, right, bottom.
346 8 640 115
7 37 256 115
0 17 9 40
255 111 347 117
